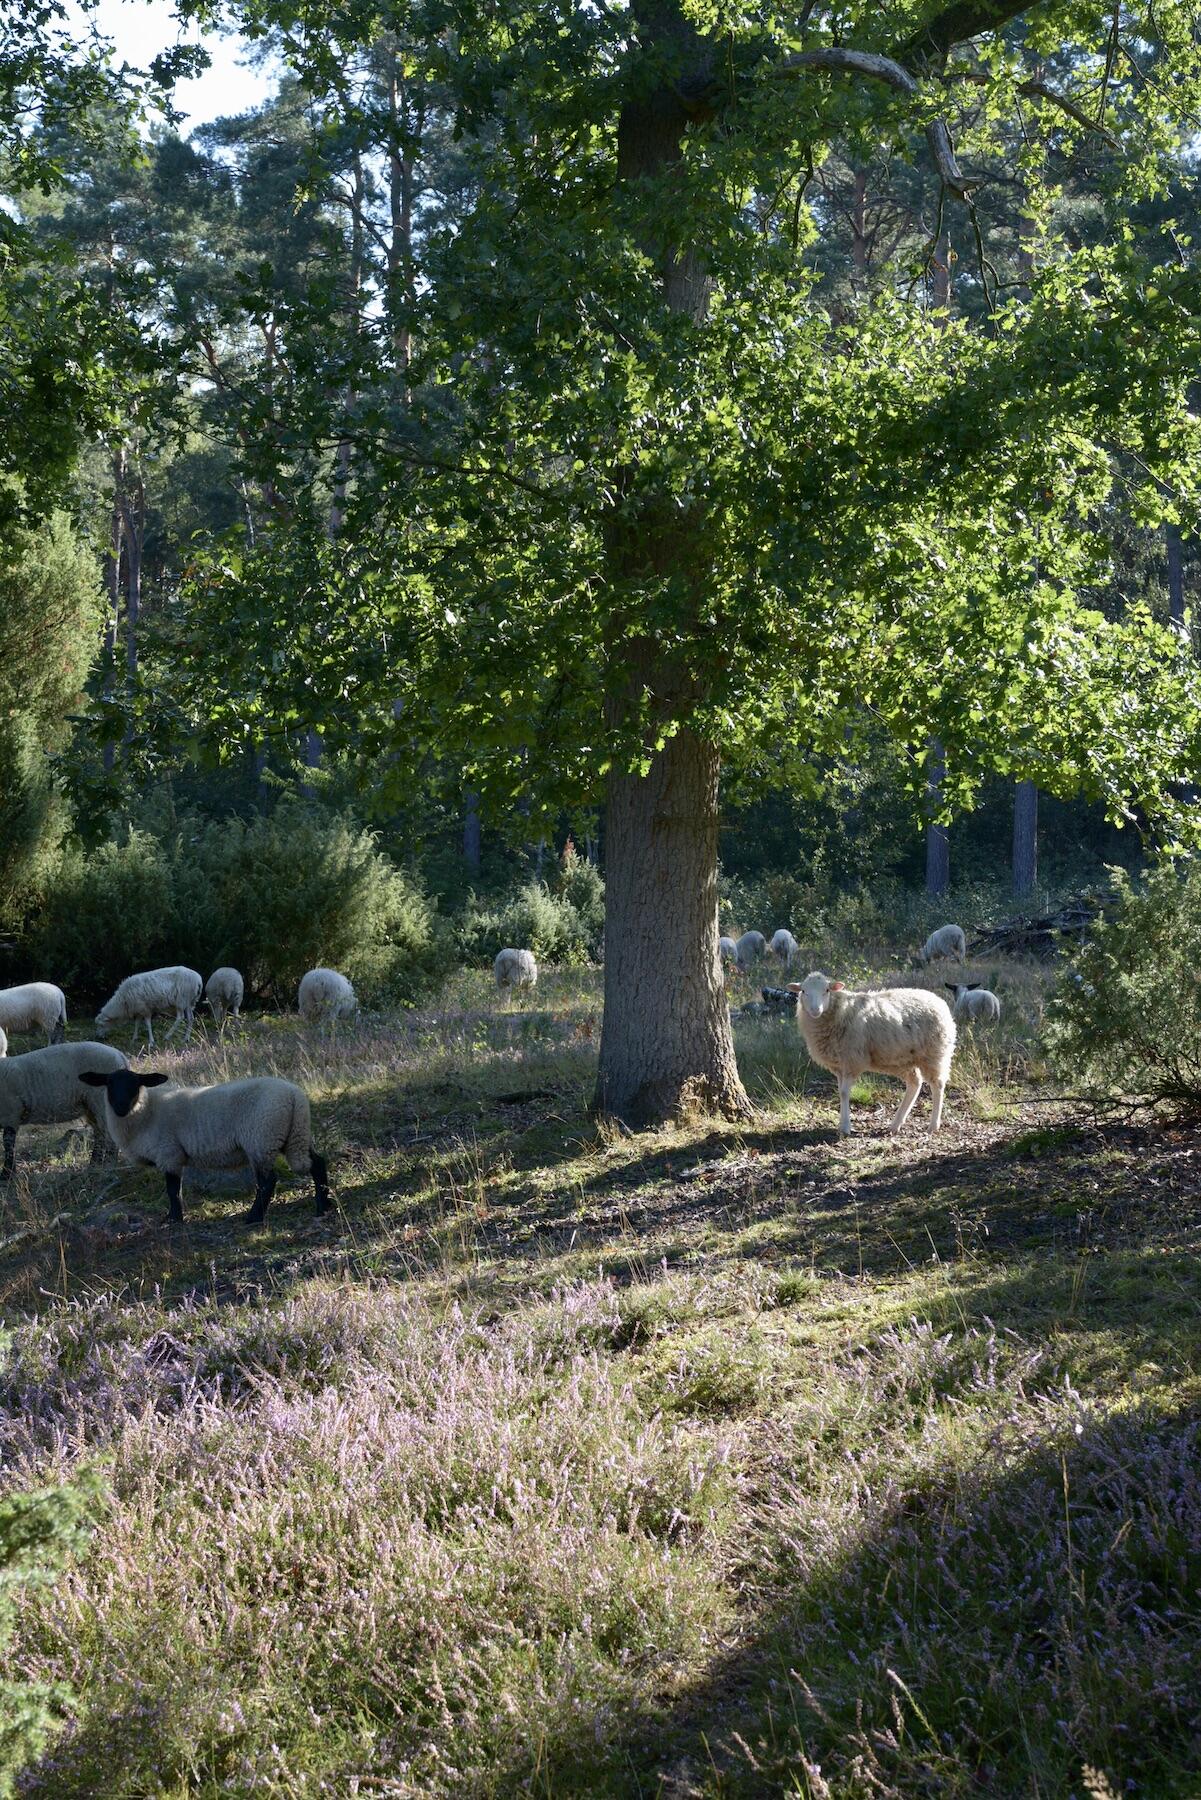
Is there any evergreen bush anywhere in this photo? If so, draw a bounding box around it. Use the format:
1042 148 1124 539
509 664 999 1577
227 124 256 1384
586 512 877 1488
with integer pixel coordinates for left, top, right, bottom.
1045 862 1201 1110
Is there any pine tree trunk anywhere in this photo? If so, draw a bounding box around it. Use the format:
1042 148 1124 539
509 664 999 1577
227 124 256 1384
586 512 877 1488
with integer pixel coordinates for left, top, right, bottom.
463 791 482 869
597 725 750 1124
1167 521 1185 627
925 741 950 896
1012 779 1038 896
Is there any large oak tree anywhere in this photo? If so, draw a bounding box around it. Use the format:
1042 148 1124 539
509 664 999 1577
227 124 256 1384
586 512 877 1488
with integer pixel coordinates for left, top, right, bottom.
187 0 1201 1121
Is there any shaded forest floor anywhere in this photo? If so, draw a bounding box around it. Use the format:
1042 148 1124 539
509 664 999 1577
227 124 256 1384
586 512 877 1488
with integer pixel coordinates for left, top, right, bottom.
1 964 1199 1797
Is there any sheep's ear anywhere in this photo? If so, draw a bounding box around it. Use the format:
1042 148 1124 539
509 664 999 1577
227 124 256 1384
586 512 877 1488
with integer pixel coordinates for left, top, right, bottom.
830 980 844 991
786 982 803 994
968 984 982 991
140 1073 169 1088
78 1072 110 1087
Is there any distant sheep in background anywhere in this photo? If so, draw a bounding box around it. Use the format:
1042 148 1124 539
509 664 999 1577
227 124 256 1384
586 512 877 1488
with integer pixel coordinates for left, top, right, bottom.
719 937 739 968
298 967 357 1025
0 983 67 1046
494 948 538 993
913 924 967 968
947 983 1001 1025
769 929 799 968
792 971 956 1137
735 931 767 972
205 967 244 1026
96 967 203 1049
0 1028 7 1059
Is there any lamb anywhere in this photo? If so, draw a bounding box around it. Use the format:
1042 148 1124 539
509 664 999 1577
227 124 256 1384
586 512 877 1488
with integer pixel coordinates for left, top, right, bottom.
0 1042 127 1178
0 983 67 1046
946 983 1002 1025
298 967 357 1024
791 971 956 1137
913 924 967 967
769 929 799 967
204 967 244 1026
95 967 203 1049
735 930 767 972
78 1067 330 1225
719 936 739 967
493 948 538 992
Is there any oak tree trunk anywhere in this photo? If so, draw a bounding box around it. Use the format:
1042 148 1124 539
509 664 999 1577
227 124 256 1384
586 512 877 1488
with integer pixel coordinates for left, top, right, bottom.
463 790 482 869
593 2 752 1123
597 725 749 1124
925 741 950 896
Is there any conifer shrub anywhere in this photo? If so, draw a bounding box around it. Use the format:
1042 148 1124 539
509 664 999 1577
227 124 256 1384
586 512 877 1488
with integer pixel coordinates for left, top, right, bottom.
1045 862 1201 1111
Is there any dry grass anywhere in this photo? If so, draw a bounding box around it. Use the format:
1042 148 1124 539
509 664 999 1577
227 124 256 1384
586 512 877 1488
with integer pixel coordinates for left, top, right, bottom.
0 957 1199 1797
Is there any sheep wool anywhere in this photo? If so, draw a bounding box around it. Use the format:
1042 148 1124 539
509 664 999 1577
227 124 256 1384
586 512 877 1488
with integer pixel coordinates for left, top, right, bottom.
719 936 739 966
769 929 799 967
95 967 203 1049
0 1028 6 1058
78 1068 330 1225
494 948 538 992
792 971 956 1137
0 983 67 1045
298 967 357 1023
947 984 1002 1025
0 1041 127 1178
205 967 244 1025
735 931 767 972
914 924 967 967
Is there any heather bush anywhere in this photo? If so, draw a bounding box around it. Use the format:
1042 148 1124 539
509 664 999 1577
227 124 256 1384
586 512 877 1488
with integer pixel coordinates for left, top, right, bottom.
1045 860 1201 1110
27 831 174 1002
456 878 595 967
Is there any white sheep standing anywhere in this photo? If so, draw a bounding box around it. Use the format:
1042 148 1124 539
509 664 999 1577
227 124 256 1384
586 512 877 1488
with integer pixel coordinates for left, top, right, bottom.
0 983 67 1046
0 1028 7 1059
735 930 767 973
95 967 203 1050
204 967 244 1026
719 936 739 968
947 983 1002 1025
769 929 799 968
494 948 538 993
0 1041 127 1178
78 1066 330 1225
913 924 967 967
791 971 957 1137
298 967 357 1025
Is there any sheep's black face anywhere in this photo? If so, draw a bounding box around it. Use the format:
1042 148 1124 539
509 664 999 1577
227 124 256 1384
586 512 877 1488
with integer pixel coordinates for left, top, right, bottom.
79 1069 169 1116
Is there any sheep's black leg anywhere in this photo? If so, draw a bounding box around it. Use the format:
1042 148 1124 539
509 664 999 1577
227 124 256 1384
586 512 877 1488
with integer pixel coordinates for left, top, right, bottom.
246 1167 277 1224
1 1127 15 1181
164 1171 184 1224
310 1151 331 1214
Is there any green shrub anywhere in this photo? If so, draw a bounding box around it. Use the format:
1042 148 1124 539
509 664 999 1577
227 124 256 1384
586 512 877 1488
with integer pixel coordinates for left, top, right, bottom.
169 804 442 1006
553 839 605 956
1044 862 1201 1111
28 806 443 1008
29 831 175 1003
457 880 595 967
0 1471 95 1797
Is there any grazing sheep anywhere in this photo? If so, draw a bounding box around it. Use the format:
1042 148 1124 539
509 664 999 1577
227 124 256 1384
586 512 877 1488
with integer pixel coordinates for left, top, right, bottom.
946 983 1002 1025
494 948 538 993
298 966 357 1025
769 929 799 968
735 930 767 972
913 924 967 967
95 967 203 1049
78 1067 330 1225
0 1042 127 1179
719 936 739 967
791 971 956 1137
204 967 244 1026
0 983 67 1046
0 1028 6 1058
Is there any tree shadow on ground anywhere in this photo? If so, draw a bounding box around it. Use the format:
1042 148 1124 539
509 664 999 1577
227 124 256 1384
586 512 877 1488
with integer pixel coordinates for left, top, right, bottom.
540 1387 1201 1798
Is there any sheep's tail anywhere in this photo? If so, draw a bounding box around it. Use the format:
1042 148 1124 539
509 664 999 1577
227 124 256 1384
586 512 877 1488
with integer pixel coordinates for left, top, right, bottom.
52 999 66 1045
283 1086 313 1173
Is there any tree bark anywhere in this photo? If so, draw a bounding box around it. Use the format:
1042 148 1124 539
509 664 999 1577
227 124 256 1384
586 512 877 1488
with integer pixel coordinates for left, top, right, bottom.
1012 778 1038 896
1167 521 1185 627
925 741 950 896
101 452 124 776
593 2 751 1124
597 723 748 1123
463 790 482 869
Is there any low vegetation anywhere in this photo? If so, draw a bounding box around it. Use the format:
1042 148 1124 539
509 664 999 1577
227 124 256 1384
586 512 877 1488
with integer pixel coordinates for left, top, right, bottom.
0 946 1196 1797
